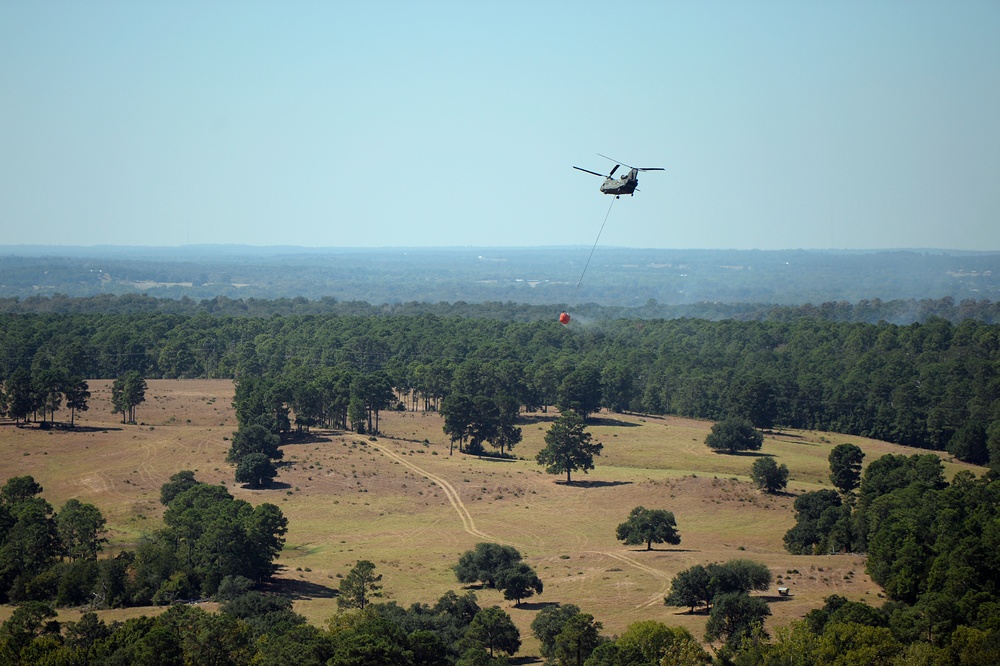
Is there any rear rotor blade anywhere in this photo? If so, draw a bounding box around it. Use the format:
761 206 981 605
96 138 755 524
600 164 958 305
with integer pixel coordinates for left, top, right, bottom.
638 167 664 171
573 166 605 177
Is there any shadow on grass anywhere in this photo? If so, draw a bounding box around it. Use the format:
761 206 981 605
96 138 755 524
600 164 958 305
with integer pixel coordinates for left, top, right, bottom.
586 417 641 428
476 454 519 463
626 547 699 553
261 577 338 600
280 431 335 446
3 421 123 433
554 480 633 488
517 414 557 425
511 601 561 612
767 430 804 439
715 450 773 458
760 594 795 602
670 607 711 615
239 481 292 491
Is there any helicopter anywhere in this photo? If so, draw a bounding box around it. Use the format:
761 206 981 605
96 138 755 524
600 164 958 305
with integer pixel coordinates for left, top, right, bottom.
573 154 663 198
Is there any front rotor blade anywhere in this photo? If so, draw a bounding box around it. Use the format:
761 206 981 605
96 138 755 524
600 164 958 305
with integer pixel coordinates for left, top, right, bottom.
597 153 630 168
608 164 620 177
573 166 605 177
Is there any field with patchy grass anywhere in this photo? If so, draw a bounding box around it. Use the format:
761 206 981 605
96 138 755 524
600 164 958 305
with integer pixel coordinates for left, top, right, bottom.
0 379 986 656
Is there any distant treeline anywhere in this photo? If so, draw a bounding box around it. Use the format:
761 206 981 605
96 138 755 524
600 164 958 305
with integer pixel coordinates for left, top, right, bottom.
3 292 1000 324
2 301 999 467
2 247 999 307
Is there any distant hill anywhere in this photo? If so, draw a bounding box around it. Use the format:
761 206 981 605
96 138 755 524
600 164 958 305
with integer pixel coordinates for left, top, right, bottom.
1 246 998 308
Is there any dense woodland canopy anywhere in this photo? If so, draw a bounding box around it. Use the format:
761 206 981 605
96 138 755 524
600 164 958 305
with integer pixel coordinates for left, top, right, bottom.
2 300 999 468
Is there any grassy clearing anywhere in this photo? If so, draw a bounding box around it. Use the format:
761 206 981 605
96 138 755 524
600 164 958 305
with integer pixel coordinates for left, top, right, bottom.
0 379 986 654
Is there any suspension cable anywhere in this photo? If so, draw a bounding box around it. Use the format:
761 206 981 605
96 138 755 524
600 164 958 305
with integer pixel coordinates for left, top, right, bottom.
575 197 616 297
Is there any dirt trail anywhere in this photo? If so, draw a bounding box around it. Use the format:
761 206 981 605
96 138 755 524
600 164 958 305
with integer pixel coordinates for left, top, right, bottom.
368 440 498 543
599 551 672 610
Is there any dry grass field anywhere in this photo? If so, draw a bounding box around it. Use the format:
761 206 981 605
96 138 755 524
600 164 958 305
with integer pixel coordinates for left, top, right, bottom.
0 379 986 657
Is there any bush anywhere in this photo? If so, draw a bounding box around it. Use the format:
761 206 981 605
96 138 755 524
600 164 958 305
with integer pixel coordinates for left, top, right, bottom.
705 417 764 454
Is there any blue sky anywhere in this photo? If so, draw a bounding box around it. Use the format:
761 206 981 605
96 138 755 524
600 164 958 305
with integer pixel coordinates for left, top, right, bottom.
2 1 998 250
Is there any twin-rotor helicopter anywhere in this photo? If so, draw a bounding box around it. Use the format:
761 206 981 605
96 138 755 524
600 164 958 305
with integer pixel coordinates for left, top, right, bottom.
573 153 664 198
559 153 664 326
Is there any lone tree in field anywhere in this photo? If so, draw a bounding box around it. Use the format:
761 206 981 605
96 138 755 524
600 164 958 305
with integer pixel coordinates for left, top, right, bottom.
111 370 146 424
536 410 603 483
454 543 543 605
337 560 383 610
705 416 763 454
497 562 544 606
455 543 523 589
616 506 681 550
235 453 277 488
828 443 864 493
750 457 789 494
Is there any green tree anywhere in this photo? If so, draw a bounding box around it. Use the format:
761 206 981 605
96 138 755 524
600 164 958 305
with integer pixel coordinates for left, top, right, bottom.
111 370 147 424
493 392 522 456
530 603 581 661
63 376 90 427
33 368 64 424
464 606 520 658
813 622 903 665
615 506 681 550
536 410 603 484
783 489 847 555
947 422 989 465
665 564 713 613
466 395 501 456
338 560 383 610
703 592 771 649
750 457 789 494
454 543 523 589
350 371 395 435
729 376 778 430
704 417 763 454
5 369 35 424
56 499 107 561
495 562 543 606
666 560 772 614
711 559 772 597
552 612 604 666
235 453 277 488
613 620 709 666
556 366 603 420
601 361 637 414
0 477 59 602
227 424 282 463
441 393 474 454
159 470 199 506
0 601 59 664
829 443 864 493
163 482 287 593
987 421 1000 476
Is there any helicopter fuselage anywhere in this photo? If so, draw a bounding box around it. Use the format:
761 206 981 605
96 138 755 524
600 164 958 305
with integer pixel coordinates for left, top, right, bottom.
599 168 640 196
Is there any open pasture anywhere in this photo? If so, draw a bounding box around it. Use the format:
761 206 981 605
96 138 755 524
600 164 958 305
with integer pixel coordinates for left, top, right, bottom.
0 379 985 652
